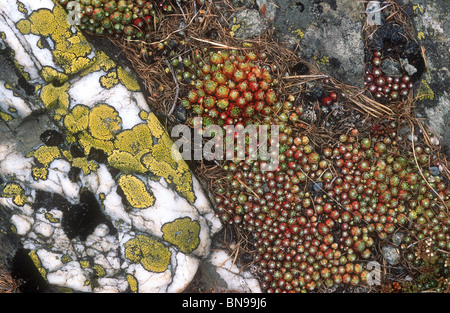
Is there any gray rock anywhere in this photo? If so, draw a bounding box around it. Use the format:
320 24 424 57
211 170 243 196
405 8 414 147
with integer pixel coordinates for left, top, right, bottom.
313 182 323 192
381 59 403 77
400 58 418 76
430 166 440 176
228 8 270 39
173 105 187 123
273 0 366 87
230 0 256 9
382 246 400 265
256 0 277 21
392 232 404 246
401 0 450 158
0 208 20 269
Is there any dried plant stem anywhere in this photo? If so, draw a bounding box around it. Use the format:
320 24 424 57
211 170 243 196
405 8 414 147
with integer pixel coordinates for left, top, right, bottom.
164 59 179 117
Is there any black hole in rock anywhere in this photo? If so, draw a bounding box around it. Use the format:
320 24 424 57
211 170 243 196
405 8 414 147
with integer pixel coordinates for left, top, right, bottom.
295 2 305 12
34 189 117 241
369 23 408 51
304 87 324 102
39 129 64 147
401 41 426 82
17 75 35 96
291 62 310 75
116 184 129 208
68 166 81 183
310 1 323 14
11 248 54 293
62 188 117 241
324 0 337 11
87 147 108 164
33 190 71 212
51 79 64 88
70 144 86 158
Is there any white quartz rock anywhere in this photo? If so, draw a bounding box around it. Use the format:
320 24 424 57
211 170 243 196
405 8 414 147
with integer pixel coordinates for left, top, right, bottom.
205 250 262 293
167 252 201 293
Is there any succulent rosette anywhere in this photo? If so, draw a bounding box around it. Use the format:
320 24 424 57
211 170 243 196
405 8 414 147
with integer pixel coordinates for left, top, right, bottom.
175 46 449 293
180 50 278 129
58 0 175 39
365 51 414 101
214 121 449 292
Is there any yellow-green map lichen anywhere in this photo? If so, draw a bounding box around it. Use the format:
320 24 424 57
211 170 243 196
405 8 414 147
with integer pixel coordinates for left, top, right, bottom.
107 111 195 203
11 2 195 202
16 6 94 75
93 264 106 278
161 217 200 254
26 145 61 180
124 234 171 273
26 103 195 203
118 174 155 209
44 212 60 223
140 112 195 203
29 250 47 281
63 104 89 133
27 145 61 167
1 182 28 206
88 104 122 141
126 274 139 293
117 67 141 92
41 66 69 85
40 82 70 110
0 110 13 122
415 79 435 101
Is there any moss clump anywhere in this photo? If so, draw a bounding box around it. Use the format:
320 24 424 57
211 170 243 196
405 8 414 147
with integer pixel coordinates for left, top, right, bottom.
415 79 435 101
124 234 171 273
161 217 200 254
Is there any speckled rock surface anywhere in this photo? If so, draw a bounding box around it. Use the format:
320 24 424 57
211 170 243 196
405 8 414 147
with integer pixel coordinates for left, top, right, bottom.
272 0 366 87
0 0 252 293
269 0 449 155
401 0 450 156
